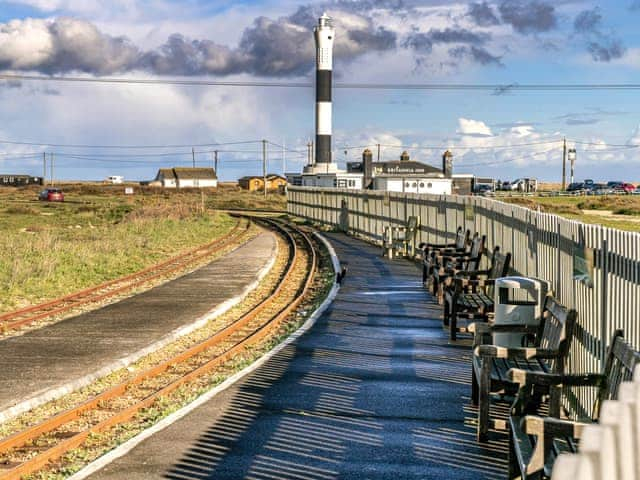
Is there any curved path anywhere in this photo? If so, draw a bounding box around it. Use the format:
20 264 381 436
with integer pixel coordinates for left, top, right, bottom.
86 233 507 480
0 232 277 420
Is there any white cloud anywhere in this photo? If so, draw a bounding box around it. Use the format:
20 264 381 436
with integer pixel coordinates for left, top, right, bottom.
457 117 493 136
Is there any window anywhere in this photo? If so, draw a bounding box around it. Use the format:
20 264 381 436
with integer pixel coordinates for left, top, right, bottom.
333 179 338 187
419 182 425 188
427 183 433 188
337 179 347 187
412 182 417 188
405 182 410 188
348 180 355 187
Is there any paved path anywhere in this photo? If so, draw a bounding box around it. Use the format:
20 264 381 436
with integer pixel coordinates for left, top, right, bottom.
88 233 508 480
0 232 277 417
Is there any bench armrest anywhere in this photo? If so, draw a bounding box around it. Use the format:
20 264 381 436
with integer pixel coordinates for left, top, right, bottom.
523 415 587 439
507 369 607 388
423 242 457 250
475 345 558 360
455 277 496 289
469 323 536 335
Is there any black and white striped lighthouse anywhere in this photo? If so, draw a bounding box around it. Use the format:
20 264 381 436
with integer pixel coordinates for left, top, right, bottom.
314 13 335 166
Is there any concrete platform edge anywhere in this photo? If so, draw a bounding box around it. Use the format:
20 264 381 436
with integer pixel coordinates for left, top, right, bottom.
0 235 278 425
68 231 339 480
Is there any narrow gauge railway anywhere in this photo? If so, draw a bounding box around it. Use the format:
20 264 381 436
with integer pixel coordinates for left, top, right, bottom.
0 218 319 480
0 217 251 334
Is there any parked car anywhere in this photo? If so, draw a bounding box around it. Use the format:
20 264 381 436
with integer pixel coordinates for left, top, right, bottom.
615 182 636 194
38 188 64 202
587 183 613 195
566 182 585 192
474 184 494 195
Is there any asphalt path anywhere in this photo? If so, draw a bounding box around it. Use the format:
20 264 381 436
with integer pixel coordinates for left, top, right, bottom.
87 232 508 480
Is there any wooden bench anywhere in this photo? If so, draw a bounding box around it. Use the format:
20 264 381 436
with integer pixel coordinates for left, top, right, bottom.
432 233 486 307
470 295 577 443
445 247 511 340
419 226 470 285
507 330 640 479
383 216 420 259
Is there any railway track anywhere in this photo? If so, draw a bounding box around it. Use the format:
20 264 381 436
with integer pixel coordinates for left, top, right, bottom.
0 218 319 479
0 217 251 334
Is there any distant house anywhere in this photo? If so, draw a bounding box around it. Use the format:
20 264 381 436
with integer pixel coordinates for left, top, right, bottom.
238 174 287 192
153 168 218 189
0 174 43 187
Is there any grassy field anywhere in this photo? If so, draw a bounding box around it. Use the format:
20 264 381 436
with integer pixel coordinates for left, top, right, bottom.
501 194 640 232
0 184 285 312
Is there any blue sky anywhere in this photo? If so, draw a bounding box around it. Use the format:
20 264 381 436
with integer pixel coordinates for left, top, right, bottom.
0 0 639 182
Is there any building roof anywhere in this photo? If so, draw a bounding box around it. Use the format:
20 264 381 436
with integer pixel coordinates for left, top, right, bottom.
157 168 176 180
173 167 217 180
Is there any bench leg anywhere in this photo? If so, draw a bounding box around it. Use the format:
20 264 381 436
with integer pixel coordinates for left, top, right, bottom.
450 301 458 341
471 366 479 406
477 356 490 442
508 429 519 480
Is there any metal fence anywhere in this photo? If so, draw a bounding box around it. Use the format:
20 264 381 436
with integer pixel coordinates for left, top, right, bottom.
288 186 640 415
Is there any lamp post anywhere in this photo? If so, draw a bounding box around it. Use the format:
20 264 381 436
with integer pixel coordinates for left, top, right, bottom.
568 148 577 185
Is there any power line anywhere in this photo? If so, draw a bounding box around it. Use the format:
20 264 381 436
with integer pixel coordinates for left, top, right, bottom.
4 74 640 91
0 138 262 149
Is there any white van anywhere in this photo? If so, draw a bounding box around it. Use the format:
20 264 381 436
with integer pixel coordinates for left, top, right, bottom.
106 176 124 184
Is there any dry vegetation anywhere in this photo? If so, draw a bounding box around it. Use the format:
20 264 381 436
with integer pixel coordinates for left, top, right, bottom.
502 194 640 232
0 183 284 312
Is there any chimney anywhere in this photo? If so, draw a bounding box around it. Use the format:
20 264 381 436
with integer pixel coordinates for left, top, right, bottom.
363 148 373 189
442 150 453 178
400 151 410 162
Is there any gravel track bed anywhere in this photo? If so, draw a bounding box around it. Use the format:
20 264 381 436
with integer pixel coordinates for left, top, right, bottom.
0 222 334 479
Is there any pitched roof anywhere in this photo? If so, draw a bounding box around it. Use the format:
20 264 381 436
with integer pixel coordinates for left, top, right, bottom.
157 168 176 180
173 167 217 180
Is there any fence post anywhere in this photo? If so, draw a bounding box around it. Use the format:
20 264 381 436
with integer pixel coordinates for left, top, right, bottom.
600 238 609 367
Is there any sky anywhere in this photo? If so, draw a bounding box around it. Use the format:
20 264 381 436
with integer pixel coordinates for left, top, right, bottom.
1 0 640 182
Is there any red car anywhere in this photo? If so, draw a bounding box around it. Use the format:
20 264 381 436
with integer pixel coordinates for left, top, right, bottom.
38 188 64 202
614 182 637 194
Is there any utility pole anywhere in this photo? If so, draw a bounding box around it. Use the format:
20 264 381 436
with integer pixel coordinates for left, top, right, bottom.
192 147 196 168
262 139 267 198
562 137 567 191
282 138 286 175
214 150 218 173
43 152 47 185
50 152 54 186
377 143 381 162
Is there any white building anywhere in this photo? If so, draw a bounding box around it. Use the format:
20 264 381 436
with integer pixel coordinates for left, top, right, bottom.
302 173 363 189
373 176 452 194
153 168 218 189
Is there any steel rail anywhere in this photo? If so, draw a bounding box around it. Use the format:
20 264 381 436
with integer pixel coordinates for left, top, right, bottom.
0 218 250 332
0 218 318 480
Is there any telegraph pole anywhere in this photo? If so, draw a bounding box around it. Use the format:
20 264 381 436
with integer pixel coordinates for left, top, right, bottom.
43 152 47 185
262 140 268 198
214 150 218 173
562 137 567 191
282 138 286 174
192 147 196 168
377 143 381 162
50 152 54 186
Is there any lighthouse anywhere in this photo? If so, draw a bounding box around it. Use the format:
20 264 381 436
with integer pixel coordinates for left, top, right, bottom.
314 13 335 169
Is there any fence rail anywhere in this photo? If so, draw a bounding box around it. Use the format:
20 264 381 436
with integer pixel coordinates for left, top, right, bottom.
288 186 640 416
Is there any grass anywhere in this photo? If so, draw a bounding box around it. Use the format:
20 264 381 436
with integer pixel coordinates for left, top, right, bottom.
501 195 640 232
0 183 285 312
